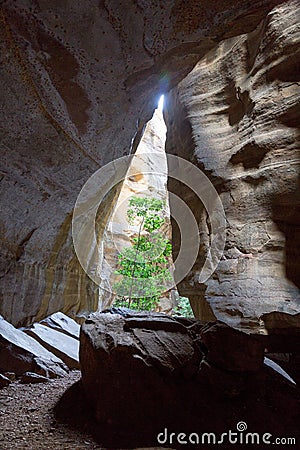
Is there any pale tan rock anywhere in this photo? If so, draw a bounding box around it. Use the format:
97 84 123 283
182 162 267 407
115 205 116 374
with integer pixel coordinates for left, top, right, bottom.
165 1 300 332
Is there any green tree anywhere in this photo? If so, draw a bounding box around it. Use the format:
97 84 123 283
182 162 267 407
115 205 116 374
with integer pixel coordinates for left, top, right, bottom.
173 296 194 318
113 196 172 311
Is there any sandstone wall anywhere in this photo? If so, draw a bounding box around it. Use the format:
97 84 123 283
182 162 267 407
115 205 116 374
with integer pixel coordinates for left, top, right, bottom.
1 0 281 326
164 0 300 332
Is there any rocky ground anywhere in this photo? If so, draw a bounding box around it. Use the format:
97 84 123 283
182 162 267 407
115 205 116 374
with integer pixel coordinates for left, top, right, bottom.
0 370 169 450
0 371 104 450
1 311 299 449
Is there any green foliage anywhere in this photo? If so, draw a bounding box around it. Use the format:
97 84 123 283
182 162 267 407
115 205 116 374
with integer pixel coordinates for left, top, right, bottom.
127 197 165 232
173 297 194 318
114 296 158 311
127 197 164 218
113 196 172 311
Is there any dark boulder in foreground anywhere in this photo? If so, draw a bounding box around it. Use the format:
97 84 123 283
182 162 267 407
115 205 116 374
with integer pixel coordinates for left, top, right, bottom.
74 309 300 448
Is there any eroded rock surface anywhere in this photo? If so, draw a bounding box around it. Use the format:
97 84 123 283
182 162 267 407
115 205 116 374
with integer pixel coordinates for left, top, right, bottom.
165 0 300 331
0 0 284 326
261 311 300 332
79 309 300 448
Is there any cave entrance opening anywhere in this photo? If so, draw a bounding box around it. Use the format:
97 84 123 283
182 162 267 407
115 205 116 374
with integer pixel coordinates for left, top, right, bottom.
97 94 193 317
157 94 164 111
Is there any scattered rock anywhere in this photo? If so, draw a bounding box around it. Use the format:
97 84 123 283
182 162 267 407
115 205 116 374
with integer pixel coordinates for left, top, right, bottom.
0 316 68 378
200 321 264 371
20 372 50 384
4 372 16 382
24 324 80 369
196 359 246 398
41 312 80 339
0 374 11 389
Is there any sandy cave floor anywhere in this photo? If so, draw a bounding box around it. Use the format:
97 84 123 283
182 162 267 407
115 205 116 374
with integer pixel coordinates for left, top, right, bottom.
0 371 169 450
0 371 104 450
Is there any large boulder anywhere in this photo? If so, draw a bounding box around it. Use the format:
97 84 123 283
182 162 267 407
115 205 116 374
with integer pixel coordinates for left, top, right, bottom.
0 316 68 378
264 357 296 385
79 309 300 448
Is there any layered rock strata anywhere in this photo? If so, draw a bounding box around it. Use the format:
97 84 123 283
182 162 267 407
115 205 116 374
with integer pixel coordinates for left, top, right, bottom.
0 0 284 326
164 0 300 331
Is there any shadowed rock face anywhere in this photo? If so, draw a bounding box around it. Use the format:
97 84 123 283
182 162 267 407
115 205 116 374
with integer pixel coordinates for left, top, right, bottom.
164 0 300 332
73 309 300 448
0 0 290 326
